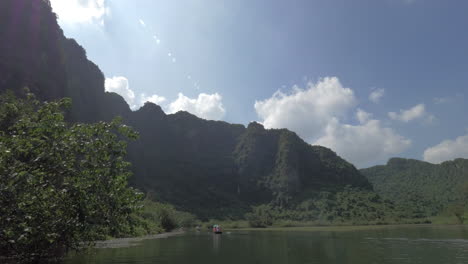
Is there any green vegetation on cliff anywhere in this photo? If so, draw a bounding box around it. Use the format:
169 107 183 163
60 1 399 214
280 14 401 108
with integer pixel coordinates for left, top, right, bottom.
244 186 416 228
127 113 373 219
361 158 468 219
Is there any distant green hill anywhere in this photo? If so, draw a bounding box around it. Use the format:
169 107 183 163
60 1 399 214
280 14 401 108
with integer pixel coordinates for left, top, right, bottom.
0 0 372 219
361 158 468 217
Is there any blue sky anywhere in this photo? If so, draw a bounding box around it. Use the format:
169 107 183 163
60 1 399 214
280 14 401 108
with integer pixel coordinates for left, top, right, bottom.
49 0 468 168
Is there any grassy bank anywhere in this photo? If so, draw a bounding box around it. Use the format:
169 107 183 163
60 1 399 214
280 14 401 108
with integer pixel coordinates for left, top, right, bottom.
429 212 468 225
94 230 185 249
225 224 435 232
202 216 467 232
227 223 468 233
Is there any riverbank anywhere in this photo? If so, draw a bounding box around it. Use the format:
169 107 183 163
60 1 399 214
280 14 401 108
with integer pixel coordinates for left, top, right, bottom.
226 224 431 232
205 212 467 231
94 230 185 248
204 218 433 231
225 223 468 233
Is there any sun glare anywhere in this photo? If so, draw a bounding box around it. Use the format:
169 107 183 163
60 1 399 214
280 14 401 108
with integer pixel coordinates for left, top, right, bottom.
49 0 108 25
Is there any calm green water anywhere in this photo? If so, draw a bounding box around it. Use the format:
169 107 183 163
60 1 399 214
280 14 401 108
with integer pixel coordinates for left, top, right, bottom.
66 225 468 264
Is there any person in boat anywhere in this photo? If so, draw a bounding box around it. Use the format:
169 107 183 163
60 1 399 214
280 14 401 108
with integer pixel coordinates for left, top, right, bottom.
213 224 222 233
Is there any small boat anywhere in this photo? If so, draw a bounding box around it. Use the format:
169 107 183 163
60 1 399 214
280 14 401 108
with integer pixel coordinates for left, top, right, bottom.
212 224 222 234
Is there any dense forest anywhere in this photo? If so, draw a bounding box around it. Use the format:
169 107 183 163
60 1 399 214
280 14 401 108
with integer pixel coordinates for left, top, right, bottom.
362 158 468 219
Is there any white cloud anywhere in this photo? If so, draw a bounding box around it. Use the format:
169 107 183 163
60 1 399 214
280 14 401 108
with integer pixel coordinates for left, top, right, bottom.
254 77 356 141
50 0 108 25
388 104 426 122
168 93 226 120
423 134 468 164
315 118 411 168
105 76 136 109
139 19 146 27
356 108 372 124
104 77 227 119
141 94 166 105
255 76 411 168
433 97 451 105
104 77 226 120
369 88 385 103
105 76 166 110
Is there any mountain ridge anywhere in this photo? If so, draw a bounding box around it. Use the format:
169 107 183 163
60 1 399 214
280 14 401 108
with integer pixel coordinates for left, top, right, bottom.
0 0 372 219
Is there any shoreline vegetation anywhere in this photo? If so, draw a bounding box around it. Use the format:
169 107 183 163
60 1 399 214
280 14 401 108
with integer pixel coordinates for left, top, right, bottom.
203 215 467 231
203 223 468 232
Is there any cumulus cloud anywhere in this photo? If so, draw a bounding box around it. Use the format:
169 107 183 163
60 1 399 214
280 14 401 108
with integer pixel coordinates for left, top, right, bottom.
388 104 426 122
369 88 385 103
105 76 136 108
105 76 165 110
140 94 166 105
168 93 226 120
255 77 411 167
356 109 372 124
104 77 226 119
315 118 411 168
423 134 468 164
254 77 356 141
50 0 108 25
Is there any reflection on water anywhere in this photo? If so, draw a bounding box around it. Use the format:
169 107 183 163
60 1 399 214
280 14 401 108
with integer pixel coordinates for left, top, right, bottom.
65 225 468 264
212 234 220 252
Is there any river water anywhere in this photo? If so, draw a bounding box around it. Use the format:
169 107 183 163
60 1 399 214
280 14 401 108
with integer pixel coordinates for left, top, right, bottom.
65 225 468 264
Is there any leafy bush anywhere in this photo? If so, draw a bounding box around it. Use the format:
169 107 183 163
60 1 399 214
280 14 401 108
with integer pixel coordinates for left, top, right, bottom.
0 92 142 262
136 198 198 233
446 203 465 224
245 204 275 227
176 211 198 228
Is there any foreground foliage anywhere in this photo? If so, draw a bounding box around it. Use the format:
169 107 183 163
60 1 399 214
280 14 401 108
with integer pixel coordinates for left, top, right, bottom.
0 93 142 262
